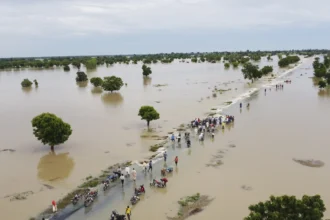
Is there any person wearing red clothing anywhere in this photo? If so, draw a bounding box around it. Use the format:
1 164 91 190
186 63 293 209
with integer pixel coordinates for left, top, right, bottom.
52 200 57 212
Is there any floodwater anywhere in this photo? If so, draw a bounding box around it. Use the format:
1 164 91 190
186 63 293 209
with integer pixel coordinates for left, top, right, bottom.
0 57 320 220
60 57 330 220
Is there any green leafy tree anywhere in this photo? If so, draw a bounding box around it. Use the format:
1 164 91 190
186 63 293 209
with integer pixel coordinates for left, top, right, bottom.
76 71 88 82
31 113 72 151
242 63 261 83
21 79 33 87
318 80 327 89
85 58 97 69
90 77 103 87
278 56 300 67
64 65 70 71
72 61 81 70
191 57 198 63
261 66 273 75
138 106 160 128
244 195 325 220
102 76 124 92
224 63 230 68
142 64 152 76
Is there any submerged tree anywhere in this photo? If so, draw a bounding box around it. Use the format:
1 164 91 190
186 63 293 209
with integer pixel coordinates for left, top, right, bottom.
138 106 160 128
318 80 327 89
85 58 97 69
90 77 103 87
261 65 273 75
102 76 124 92
31 113 72 151
64 65 70 71
224 63 230 68
142 64 152 76
241 62 261 83
244 195 325 220
76 71 88 82
21 78 33 87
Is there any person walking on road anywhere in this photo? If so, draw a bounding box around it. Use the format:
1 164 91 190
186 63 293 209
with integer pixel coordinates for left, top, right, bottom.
142 161 147 173
120 174 125 187
163 151 167 162
174 156 178 166
131 168 137 182
148 160 153 172
126 206 131 220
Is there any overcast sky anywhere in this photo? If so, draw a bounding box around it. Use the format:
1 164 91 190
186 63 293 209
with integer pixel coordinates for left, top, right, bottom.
1 0 330 57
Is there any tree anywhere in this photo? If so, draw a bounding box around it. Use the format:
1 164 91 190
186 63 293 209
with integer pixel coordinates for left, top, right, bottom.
242 62 261 83
72 61 81 70
224 63 230 68
76 71 88 82
278 56 300 67
64 65 70 71
21 78 33 87
318 80 327 89
102 76 124 92
85 58 97 69
142 64 152 76
261 66 273 75
90 77 103 87
138 106 160 128
31 113 72 151
244 195 325 220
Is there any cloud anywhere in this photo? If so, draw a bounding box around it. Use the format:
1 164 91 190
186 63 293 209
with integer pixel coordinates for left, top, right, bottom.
0 0 330 56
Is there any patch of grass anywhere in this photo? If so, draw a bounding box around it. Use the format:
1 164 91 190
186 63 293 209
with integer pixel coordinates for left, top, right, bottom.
224 101 232 105
168 194 213 220
150 144 162 152
79 178 99 188
210 108 217 111
153 84 168 87
86 175 92 180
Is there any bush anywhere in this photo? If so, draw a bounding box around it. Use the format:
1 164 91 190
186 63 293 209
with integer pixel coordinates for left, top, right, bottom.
90 77 103 87
64 65 70 71
76 71 88 82
21 79 33 87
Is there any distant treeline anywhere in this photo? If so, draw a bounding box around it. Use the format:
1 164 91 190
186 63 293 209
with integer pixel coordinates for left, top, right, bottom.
0 49 328 70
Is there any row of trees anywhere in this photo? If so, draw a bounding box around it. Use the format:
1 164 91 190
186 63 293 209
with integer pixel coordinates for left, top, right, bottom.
241 63 273 82
1 49 327 70
313 56 330 89
278 55 300 67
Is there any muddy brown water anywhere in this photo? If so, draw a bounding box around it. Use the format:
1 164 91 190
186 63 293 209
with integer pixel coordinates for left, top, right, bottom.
0 57 324 220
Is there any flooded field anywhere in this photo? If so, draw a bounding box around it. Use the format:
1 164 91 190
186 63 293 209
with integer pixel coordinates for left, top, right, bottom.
0 57 320 220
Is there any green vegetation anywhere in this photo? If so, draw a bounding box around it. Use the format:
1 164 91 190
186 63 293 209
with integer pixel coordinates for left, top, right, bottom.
63 65 70 71
31 113 72 151
224 63 230 68
0 50 326 70
79 178 99 188
102 76 124 92
21 79 33 87
242 63 274 82
318 80 327 89
168 193 213 220
261 65 273 75
242 63 262 82
84 58 97 69
278 55 300 67
33 79 38 87
76 71 88 82
138 106 160 128
244 195 325 220
313 56 330 88
142 64 152 76
90 77 103 87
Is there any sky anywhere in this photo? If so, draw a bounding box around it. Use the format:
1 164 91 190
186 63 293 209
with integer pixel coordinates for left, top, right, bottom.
1 0 330 57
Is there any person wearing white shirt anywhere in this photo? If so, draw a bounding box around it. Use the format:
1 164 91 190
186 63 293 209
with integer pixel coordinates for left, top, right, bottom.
120 174 125 187
131 168 137 181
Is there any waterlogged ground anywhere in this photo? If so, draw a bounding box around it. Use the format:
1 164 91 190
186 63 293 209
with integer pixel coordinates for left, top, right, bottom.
0 56 311 219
